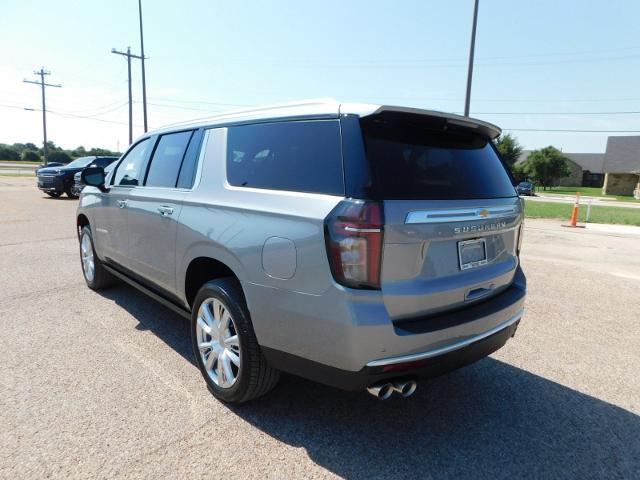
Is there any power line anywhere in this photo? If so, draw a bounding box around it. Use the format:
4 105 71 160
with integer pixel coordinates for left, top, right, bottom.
49 97 129 116
23 68 61 164
218 52 640 69
221 45 640 67
473 111 640 115
48 109 142 127
140 101 223 113
147 97 255 108
71 101 129 118
504 128 640 133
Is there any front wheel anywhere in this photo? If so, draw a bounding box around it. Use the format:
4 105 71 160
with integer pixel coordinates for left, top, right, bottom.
46 191 62 198
79 226 115 290
65 186 78 199
191 279 279 403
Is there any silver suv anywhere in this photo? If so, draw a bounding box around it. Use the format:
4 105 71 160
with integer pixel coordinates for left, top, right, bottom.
77 101 526 403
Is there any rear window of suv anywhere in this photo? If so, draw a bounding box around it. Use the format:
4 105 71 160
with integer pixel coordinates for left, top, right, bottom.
226 120 344 195
360 114 516 200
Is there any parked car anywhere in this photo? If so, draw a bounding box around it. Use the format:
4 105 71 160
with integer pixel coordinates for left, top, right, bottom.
38 156 118 198
516 181 535 196
72 161 117 197
77 101 526 403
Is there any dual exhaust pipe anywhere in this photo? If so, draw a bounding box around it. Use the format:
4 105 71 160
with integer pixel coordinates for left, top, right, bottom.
367 380 417 400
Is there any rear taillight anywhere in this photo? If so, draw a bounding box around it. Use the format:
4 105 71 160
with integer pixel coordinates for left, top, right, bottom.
516 221 524 256
324 199 384 289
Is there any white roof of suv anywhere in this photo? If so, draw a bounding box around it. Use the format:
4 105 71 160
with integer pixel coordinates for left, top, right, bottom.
153 98 501 139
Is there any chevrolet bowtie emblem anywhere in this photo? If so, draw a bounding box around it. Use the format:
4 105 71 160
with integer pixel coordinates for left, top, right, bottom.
479 209 490 218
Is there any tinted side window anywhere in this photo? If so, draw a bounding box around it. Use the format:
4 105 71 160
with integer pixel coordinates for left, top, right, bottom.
95 158 114 168
113 139 151 186
146 131 193 188
226 120 344 195
177 129 204 189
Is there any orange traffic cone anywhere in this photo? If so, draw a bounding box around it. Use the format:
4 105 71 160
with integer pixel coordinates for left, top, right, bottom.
568 192 581 227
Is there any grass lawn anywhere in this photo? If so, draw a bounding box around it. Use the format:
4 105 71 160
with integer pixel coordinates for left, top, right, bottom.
537 186 638 203
524 199 640 226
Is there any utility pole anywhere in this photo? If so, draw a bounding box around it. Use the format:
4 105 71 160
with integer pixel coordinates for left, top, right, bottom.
112 47 143 144
464 0 479 117
138 0 148 132
24 68 61 164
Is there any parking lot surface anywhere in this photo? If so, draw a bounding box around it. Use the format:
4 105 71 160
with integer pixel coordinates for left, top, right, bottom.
1 177 639 479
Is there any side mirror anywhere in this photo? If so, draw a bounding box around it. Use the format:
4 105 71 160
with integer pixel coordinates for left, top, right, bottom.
81 166 108 192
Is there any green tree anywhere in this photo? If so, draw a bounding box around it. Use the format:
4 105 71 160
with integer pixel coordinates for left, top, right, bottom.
511 162 526 181
87 147 119 156
21 150 41 162
494 133 524 168
0 145 19 161
521 146 571 190
39 141 61 156
71 146 87 158
47 151 72 164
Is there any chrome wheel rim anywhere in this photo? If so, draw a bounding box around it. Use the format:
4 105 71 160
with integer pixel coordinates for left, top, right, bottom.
80 233 95 282
196 298 241 388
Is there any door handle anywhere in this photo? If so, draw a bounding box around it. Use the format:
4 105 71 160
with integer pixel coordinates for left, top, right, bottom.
157 206 174 216
117 200 128 208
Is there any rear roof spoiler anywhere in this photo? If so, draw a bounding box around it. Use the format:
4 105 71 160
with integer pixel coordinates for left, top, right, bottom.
359 105 502 140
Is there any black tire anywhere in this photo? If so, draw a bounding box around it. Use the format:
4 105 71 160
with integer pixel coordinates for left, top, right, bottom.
46 191 63 198
191 278 279 403
65 186 78 199
79 226 115 290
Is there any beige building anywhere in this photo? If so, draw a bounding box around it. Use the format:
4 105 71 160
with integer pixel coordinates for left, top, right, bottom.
602 136 640 198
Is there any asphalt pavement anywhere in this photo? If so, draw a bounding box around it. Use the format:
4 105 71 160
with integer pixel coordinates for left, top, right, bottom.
1 177 638 479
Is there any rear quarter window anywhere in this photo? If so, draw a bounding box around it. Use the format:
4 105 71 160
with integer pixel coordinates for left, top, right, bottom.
145 130 194 188
361 115 516 200
226 120 344 195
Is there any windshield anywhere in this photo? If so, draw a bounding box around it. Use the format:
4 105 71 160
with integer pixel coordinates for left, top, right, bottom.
65 157 96 169
360 114 517 200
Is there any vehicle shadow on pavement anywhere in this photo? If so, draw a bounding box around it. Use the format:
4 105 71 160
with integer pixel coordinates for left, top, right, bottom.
100 285 640 479
98 285 195 365
237 362 640 479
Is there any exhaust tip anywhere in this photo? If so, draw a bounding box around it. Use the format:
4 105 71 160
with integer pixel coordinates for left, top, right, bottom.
367 382 394 400
393 380 417 398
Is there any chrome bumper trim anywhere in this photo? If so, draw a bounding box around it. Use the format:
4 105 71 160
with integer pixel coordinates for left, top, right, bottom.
366 309 523 367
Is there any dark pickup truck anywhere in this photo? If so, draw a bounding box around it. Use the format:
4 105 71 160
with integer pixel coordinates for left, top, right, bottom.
37 156 118 198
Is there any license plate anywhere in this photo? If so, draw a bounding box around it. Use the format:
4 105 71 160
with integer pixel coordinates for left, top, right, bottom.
458 238 487 270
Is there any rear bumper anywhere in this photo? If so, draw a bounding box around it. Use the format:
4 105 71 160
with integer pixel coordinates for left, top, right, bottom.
263 316 520 391
252 265 526 390
367 310 521 368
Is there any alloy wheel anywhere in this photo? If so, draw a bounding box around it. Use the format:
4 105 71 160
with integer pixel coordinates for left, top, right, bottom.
80 233 95 282
196 298 241 388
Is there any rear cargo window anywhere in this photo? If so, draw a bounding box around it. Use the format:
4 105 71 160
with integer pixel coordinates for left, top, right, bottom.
226 120 344 195
361 116 516 200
